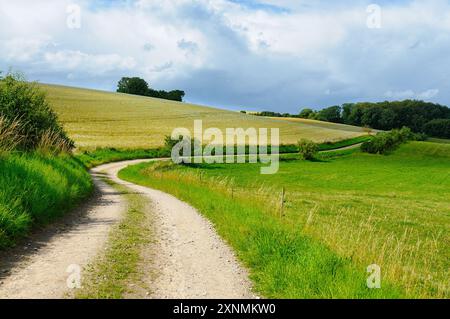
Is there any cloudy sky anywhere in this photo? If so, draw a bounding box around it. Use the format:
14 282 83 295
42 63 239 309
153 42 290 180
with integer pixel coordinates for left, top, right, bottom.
1 0 449 112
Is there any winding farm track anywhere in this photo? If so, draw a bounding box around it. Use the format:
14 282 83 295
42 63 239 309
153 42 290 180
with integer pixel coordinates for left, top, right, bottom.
0 160 254 299
0 143 362 299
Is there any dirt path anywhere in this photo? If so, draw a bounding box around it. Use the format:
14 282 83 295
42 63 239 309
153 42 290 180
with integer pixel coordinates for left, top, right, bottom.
0 165 125 299
0 160 254 299
322 142 363 152
100 160 255 299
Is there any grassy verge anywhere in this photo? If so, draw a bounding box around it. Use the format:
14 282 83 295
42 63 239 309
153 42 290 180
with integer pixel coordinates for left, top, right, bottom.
76 136 370 169
317 135 372 151
75 180 152 299
76 148 168 169
119 141 449 298
427 137 450 144
0 152 92 249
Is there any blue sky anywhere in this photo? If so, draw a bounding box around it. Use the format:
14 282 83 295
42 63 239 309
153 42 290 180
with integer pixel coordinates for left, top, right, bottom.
1 0 449 112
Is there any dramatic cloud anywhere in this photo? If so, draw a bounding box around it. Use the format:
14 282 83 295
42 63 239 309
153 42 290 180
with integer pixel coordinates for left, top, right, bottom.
0 0 449 112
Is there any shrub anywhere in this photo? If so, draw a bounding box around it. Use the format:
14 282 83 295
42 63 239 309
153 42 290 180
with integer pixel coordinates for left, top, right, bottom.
423 119 450 139
164 135 201 159
0 73 73 151
298 139 318 160
164 135 183 151
361 127 416 154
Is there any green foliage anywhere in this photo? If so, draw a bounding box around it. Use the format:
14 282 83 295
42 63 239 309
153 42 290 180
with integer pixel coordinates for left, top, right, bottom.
298 139 318 160
117 77 150 96
117 76 185 102
341 100 450 135
361 127 416 154
317 105 342 123
299 108 314 119
311 100 450 137
155 89 185 102
164 134 182 151
423 119 450 138
256 111 296 118
0 153 92 249
0 73 73 151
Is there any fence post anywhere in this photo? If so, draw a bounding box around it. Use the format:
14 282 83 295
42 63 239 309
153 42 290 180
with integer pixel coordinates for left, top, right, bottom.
280 187 285 218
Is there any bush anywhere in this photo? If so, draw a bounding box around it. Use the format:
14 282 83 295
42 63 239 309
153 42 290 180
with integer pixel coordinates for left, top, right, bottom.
164 134 183 151
0 73 73 151
361 127 416 154
298 139 318 160
164 135 201 160
423 119 450 139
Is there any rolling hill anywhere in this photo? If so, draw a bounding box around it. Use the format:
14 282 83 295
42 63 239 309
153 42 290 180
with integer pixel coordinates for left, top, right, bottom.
41 84 368 149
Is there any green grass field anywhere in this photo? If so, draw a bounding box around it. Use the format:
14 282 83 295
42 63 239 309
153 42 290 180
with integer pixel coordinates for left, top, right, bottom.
119 141 450 298
41 84 368 149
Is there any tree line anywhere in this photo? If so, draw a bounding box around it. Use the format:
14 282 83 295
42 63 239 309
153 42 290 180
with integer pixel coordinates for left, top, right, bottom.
250 100 450 138
117 77 185 102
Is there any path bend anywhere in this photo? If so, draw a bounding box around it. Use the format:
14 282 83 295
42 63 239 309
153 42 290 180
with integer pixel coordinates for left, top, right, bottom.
0 159 254 299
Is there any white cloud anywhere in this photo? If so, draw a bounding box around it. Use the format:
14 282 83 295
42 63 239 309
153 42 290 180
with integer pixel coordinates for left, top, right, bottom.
43 50 136 74
2 37 50 62
385 89 439 100
0 0 449 111
418 89 440 100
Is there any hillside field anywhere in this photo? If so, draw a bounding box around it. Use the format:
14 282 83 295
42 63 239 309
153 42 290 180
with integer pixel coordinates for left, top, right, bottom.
41 84 368 149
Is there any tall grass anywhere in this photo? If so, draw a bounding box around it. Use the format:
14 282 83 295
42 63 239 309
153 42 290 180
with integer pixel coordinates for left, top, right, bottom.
0 117 24 154
36 128 74 155
0 152 92 249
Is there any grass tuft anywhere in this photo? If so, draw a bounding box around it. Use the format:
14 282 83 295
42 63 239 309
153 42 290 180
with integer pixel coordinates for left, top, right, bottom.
75 181 152 299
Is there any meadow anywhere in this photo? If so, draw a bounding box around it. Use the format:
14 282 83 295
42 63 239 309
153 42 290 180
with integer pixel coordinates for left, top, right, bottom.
119 141 450 298
41 84 368 149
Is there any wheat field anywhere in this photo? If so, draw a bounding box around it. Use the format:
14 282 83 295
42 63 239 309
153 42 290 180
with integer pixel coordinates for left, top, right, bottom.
41 84 367 149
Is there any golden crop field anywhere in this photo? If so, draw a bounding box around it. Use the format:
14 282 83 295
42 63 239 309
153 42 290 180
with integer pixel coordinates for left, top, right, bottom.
42 84 367 149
